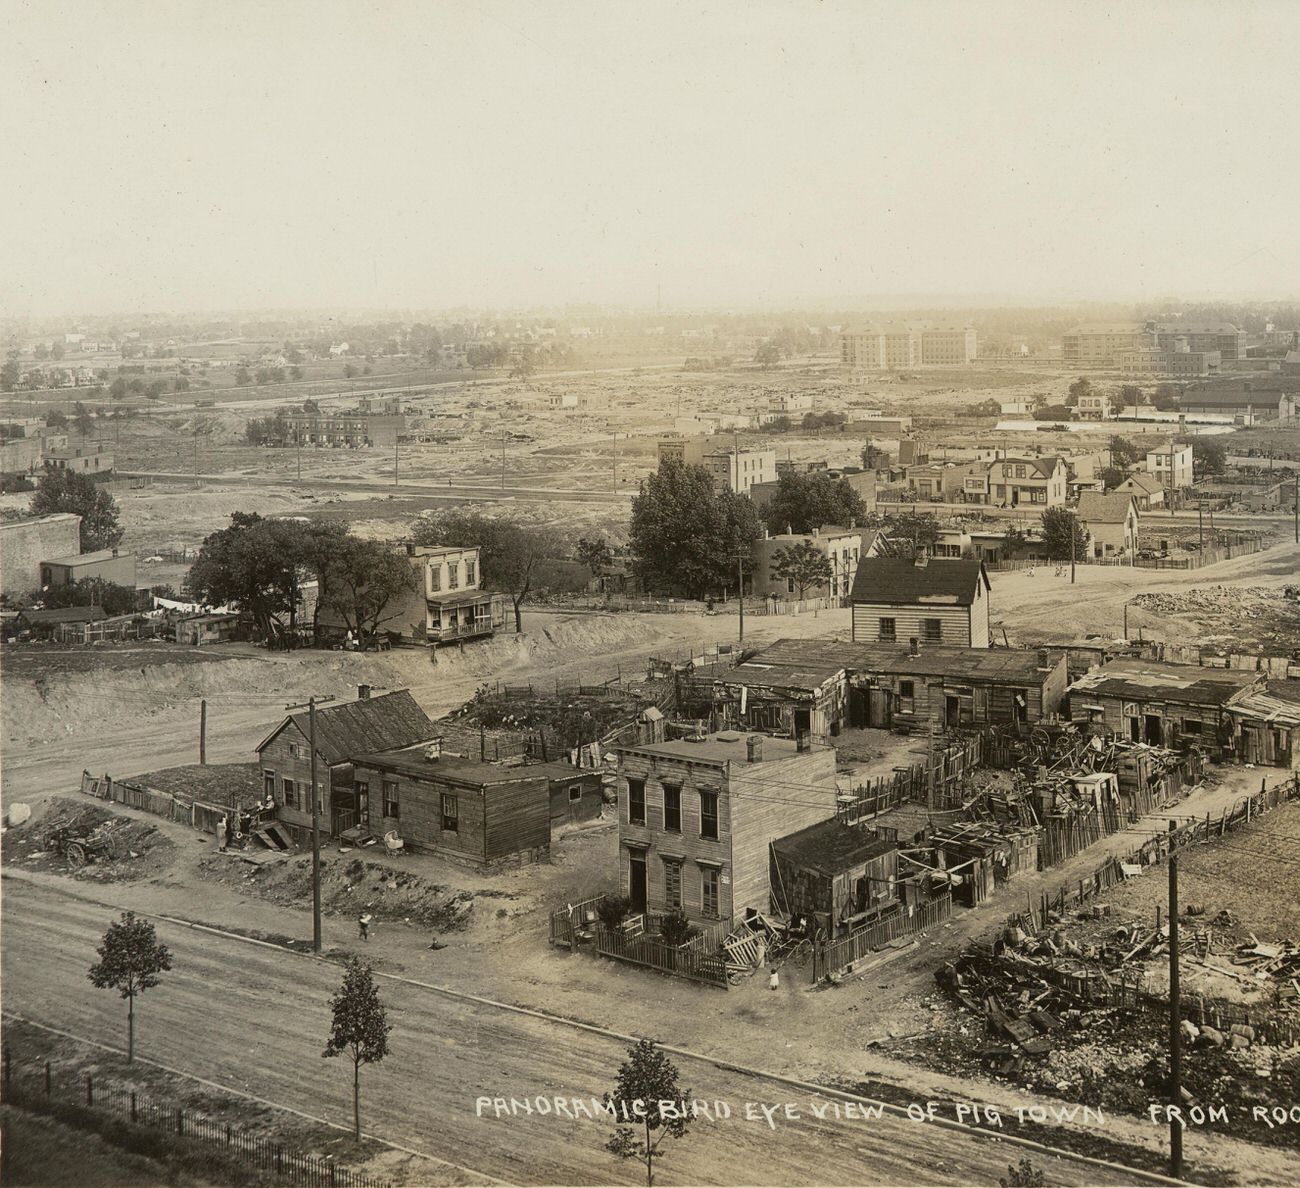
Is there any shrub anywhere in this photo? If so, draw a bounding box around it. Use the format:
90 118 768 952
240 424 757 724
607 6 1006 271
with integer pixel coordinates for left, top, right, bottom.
659 910 695 948
596 895 632 930
1000 1157 1047 1187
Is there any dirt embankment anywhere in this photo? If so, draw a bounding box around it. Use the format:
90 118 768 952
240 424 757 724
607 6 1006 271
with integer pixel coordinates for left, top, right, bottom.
196 851 520 935
2 613 689 753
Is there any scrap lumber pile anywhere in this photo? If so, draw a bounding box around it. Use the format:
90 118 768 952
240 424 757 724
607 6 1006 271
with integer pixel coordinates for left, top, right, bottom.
721 913 782 979
1230 936 1300 996
936 940 1106 1074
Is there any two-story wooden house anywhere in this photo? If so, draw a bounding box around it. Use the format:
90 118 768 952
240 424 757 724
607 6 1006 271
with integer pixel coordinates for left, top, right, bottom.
614 732 837 924
415 545 509 646
850 555 991 648
255 688 438 842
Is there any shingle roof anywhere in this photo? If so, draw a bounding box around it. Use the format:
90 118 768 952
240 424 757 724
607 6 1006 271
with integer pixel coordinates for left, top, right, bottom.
257 690 436 765
849 557 988 606
772 818 895 876
1077 492 1137 525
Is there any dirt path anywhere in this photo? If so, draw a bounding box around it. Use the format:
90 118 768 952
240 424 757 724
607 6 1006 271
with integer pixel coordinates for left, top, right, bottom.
1 877 1154 1188
989 540 1300 643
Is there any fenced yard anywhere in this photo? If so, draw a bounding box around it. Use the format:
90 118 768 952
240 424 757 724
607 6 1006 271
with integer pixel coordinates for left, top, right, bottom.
817 893 953 981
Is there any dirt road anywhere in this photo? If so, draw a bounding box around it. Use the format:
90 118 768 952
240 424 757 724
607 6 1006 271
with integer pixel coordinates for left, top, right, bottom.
0 877 1142 1187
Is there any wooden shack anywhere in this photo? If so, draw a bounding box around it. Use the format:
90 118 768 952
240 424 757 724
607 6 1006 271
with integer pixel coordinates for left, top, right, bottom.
769 818 898 938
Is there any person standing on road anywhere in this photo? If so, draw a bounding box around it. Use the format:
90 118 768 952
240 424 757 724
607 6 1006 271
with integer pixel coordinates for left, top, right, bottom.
359 912 373 942
769 967 779 991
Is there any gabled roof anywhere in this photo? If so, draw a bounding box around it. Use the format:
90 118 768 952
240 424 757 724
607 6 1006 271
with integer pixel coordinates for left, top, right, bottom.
255 690 436 764
850 557 989 607
1116 473 1164 495
1076 492 1138 525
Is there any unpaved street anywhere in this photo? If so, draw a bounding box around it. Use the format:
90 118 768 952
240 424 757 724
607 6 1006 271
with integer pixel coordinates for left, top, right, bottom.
0 877 1142 1186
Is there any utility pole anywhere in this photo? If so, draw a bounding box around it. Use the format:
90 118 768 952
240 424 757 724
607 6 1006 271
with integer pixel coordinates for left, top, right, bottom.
735 553 746 642
296 430 302 482
1168 852 1183 1179
1070 515 1076 584
193 426 199 487
1198 502 1204 550
500 434 507 491
612 432 617 492
199 699 207 766
1123 603 1128 640
394 436 399 487
286 694 335 953
1294 479 1298 545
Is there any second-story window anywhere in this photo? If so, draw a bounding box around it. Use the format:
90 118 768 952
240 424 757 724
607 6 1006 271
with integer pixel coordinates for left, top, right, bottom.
428 566 442 592
699 789 718 840
662 784 681 832
448 562 459 590
465 559 476 584
627 778 646 825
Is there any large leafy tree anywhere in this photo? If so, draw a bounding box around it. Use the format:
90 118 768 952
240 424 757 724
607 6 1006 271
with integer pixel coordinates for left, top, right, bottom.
864 509 940 553
323 959 391 1141
769 541 833 600
604 1039 691 1186
1108 435 1141 468
185 513 309 641
320 537 418 644
88 912 173 1063
762 471 866 534
30 469 124 551
411 509 548 632
628 458 761 599
1180 436 1226 478
1040 507 1089 561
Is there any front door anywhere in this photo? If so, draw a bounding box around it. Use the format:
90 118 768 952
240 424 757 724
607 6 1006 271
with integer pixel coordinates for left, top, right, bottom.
1145 714 1163 745
628 853 647 913
946 696 961 727
794 708 812 737
868 689 891 728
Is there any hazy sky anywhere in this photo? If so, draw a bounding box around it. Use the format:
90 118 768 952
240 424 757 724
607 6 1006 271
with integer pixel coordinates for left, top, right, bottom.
3 0 1298 316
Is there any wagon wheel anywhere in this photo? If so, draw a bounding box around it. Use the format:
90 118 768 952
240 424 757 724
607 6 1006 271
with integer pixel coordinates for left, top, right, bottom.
65 842 88 869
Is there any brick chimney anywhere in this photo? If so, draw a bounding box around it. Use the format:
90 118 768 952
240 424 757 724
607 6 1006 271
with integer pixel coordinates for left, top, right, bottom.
746 735 764 763
424 738 442 761
909 637 920 656
357 684 371 700
1037 649 1049 668
796 733 812 753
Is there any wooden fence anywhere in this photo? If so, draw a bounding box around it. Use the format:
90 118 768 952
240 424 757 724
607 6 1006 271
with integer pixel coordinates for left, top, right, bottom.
3 1054 389 1188
837 730 986 823
818 893 953 980
593 924 730 989
82 772 240 838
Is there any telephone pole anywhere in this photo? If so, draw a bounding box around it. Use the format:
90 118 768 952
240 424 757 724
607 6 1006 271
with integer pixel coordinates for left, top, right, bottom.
612 433 618 492
1168 852 1183 1178
1070 515 1076 584
394 436 399 487
734 553 746 642
199 699 207 766
500 434 507 490
286 694 336 953
296 429 302 482
193 426 199 487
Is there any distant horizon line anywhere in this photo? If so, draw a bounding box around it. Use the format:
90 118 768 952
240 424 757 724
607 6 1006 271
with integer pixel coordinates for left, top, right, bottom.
5 291 1300 326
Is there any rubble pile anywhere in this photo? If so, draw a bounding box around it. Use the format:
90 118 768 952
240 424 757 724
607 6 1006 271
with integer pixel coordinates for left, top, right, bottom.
1131 585 1285 617
1 797 171 882
926 913 1300 1136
